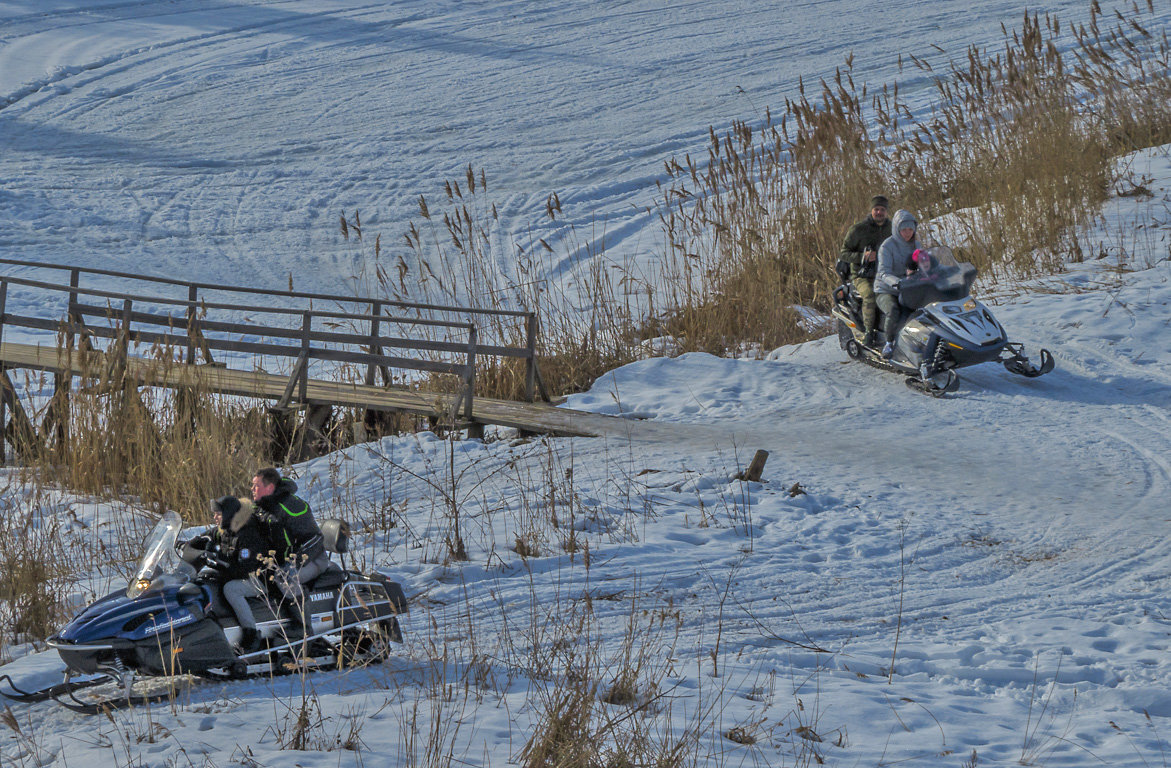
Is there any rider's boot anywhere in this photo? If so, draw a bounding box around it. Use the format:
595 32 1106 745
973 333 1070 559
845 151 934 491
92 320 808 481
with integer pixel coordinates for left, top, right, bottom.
238 626 261 654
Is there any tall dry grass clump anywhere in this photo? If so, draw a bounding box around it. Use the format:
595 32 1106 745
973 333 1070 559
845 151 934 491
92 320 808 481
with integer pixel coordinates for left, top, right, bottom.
0 490 77 645
0 480 136 648
650 66 885 354
887 11 1105 275
15 347 273 520
1073 0 1171 152
348 171 643 399
514 589 701 768
652 2 1169 352
350 4 1168 373
891 1 1168 272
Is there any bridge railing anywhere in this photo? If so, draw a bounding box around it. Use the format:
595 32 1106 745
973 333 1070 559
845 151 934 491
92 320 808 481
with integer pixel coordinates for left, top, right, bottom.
0 257 548 402
0 274 485 420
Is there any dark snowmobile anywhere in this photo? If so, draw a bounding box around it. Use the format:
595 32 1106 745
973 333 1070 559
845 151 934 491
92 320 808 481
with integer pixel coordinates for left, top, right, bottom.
0 511 407 713
831 245 1054 395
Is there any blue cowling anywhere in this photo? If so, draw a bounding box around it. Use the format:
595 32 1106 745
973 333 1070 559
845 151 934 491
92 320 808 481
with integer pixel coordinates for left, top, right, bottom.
56 585 209 645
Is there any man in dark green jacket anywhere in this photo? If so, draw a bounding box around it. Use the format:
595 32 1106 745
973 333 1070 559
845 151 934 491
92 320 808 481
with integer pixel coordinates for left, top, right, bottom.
839 195 891 345
251 467 330 625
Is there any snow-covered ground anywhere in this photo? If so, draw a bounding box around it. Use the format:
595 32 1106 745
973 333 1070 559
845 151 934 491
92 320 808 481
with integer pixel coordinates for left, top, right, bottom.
1 2 1171 767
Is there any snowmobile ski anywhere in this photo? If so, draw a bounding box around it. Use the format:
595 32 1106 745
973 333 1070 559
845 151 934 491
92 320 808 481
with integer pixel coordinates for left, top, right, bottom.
0 672 111 704
905 369 959 397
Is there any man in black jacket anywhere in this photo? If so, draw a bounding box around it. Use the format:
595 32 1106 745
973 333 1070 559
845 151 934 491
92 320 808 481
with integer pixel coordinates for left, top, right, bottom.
250 468 330 624
839 195 892 346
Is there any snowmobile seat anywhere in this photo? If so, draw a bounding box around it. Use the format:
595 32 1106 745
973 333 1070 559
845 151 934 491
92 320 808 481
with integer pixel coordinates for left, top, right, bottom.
202 584 280 627
308 565 346 590
203 584 234 624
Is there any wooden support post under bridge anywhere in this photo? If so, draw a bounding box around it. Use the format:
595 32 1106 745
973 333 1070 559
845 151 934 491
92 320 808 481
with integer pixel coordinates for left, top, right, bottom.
0 369 38 462
292 403 333 464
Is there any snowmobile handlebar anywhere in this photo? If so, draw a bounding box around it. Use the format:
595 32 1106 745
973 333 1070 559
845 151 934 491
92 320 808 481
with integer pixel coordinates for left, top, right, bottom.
190 549 229 572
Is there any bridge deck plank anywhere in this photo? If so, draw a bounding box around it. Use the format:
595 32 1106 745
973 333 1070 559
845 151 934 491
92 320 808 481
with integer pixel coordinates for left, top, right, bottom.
0 341 617 438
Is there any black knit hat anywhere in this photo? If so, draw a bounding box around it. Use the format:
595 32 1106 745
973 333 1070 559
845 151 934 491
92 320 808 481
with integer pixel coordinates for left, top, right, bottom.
212 495 241 527
870 195 889 209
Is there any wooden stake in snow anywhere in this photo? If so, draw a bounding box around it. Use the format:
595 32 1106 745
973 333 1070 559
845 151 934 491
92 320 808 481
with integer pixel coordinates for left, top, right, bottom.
738 449 769 482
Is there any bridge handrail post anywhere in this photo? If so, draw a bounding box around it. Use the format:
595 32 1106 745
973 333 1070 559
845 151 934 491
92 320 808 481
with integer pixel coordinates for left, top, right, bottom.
104 297 133 386
299 311 312 403
0 279 6 465
67 269 81 349
185 285 198 364
365 301 382 386
524 312 537 401
121 298 133 352
463 325 476 422
0 279 7 348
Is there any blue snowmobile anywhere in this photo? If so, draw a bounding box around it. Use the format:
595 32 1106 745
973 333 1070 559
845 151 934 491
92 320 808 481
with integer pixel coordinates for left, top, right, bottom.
1 511 407 713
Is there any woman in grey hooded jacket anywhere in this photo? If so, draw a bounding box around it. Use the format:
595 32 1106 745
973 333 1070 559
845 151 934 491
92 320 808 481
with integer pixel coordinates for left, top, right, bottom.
874 209 921 357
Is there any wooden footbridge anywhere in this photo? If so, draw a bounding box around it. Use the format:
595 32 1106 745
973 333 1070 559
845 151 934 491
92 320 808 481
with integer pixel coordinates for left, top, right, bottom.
0 259 624 462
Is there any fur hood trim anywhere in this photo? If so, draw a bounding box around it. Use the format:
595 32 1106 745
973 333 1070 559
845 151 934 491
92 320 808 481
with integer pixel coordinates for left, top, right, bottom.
229 498 255 533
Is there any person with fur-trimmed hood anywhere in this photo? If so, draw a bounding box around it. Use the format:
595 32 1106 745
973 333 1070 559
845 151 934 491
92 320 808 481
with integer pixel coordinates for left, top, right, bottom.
198 496 272 653
875 209 922 358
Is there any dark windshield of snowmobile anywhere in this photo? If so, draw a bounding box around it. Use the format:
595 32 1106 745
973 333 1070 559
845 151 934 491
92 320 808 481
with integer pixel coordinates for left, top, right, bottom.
897 245 977 309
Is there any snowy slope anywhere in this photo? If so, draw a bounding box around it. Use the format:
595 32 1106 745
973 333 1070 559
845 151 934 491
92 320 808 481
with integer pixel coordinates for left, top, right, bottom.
1 2 1171 767
0 154 1166 765
1 0 1157 305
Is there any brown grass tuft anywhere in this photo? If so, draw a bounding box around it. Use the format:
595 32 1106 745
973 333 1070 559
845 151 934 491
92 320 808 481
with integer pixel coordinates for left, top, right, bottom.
343 4 1169 394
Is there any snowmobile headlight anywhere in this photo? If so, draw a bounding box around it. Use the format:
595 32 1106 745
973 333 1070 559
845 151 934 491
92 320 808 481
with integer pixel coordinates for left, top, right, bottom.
128 578 153 599
962 300 976 311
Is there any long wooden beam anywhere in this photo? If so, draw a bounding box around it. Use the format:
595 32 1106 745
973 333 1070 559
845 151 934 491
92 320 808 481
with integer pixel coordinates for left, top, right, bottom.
0 341 617 438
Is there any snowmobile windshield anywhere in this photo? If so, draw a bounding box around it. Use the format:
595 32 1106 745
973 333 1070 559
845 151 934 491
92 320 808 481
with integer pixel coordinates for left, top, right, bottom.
897 245 977 310
126 511 183 599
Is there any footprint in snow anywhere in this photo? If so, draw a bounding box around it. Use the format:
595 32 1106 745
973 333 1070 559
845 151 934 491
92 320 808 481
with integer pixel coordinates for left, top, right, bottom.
663 530 710 546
